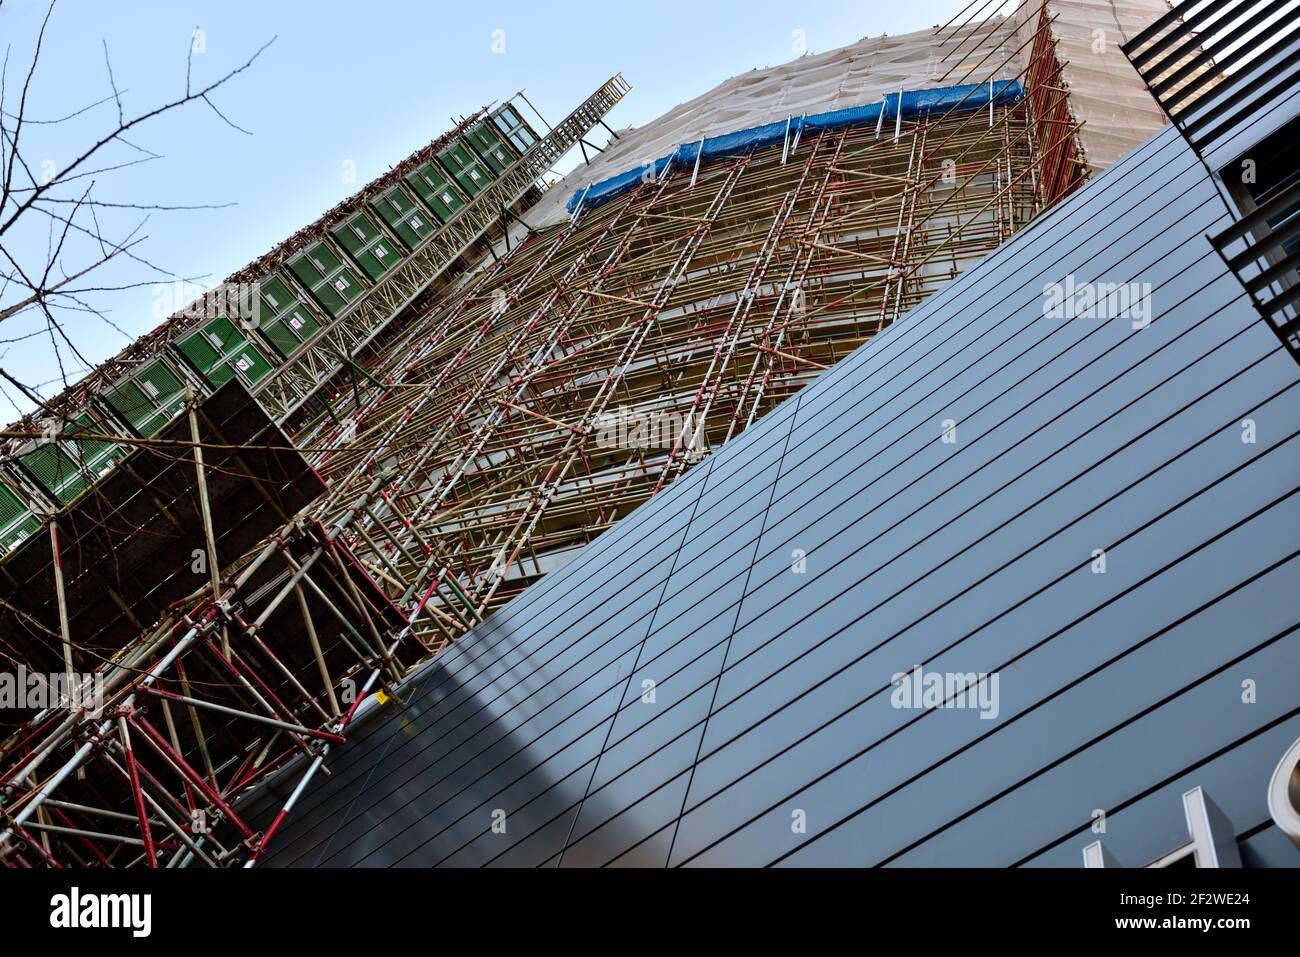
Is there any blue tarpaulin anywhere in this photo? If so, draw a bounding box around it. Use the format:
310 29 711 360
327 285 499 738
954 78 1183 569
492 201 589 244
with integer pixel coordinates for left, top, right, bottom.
566 79 1024 215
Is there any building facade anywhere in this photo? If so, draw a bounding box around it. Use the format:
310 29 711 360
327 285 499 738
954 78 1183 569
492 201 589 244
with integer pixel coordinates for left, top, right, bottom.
6 0 1297 868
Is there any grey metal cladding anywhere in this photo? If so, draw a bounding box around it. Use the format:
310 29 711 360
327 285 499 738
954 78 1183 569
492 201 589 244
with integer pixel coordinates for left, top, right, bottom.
254 98 1300 867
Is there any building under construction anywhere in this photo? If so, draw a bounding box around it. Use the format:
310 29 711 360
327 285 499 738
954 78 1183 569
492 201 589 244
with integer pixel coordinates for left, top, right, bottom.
6 0 1286 869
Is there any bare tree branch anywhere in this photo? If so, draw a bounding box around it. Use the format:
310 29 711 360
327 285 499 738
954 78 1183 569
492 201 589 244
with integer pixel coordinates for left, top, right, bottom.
0 31 275 237
101 39 123 126
202 93 253 136
0 88 130 125
0 1 269 413
2 0 55 205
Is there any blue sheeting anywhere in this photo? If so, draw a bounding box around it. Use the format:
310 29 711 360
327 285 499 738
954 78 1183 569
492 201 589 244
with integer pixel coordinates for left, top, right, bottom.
566 79 1024 215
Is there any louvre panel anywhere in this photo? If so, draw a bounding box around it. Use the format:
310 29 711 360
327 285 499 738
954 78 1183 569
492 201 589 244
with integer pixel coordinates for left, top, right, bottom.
228 343 273 384
258 272 308 324
138 401 186 437
404 162 465 222
71 414 121 473
19 442 88 504
465 120 514 174
15 408 128 504
437 140 491 197
331 211 400 281
0 481 39 553
286 254 324 289
255 273 322 358
288 241 366 316
137 360 184 401
177 330 221 374
262 304 322 359
105 360 187 436
104 380 152 429
371 185 434 249
263 320 302 359
205 360 236 388
177 318 274 387
492 103 538 153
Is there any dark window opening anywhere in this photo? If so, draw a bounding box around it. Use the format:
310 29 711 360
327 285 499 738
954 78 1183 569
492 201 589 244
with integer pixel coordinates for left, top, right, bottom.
1226 112 1300 266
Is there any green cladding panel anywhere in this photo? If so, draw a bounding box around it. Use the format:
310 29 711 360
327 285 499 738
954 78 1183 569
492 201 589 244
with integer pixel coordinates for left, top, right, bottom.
492 104 538 154
0 481 40 554
287 240 366 316
104 359 187 436
330 211 402 282
404 162 465 223
371 185 436 250
258 272 322 358
176 315 274 389
18 413 128 505
465 120 514 175
437 140 491 197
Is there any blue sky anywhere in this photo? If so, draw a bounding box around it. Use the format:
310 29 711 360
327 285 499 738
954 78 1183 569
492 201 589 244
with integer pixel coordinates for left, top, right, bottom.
0 0 970 416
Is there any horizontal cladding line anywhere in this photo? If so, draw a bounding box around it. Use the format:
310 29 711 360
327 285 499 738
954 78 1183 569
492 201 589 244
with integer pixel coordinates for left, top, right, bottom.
441 496 1300 868
594 352 1300 857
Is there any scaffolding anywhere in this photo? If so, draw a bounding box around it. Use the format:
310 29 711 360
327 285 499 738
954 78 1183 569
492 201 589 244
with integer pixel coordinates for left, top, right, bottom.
0 1 1156 867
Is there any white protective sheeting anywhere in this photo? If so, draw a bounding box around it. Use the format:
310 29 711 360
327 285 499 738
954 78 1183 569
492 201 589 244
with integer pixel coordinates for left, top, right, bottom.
1022 0 1175 172
527 1 1172 229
